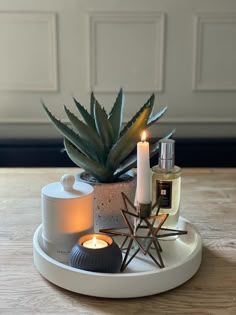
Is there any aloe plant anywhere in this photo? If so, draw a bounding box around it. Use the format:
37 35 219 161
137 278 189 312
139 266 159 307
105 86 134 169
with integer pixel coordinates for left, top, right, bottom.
42 89 173 183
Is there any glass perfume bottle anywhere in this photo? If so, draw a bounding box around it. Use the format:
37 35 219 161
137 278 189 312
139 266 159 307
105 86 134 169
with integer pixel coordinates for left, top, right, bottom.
152 139 181 228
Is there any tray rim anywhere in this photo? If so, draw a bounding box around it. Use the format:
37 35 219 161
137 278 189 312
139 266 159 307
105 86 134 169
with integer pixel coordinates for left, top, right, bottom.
33 217 202 298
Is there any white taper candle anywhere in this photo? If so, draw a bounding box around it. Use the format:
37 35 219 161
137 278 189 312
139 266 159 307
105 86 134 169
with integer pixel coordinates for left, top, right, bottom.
137 131 151 204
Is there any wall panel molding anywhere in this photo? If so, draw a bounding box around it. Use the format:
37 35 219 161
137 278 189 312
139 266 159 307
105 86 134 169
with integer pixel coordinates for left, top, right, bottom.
88 11 165 93
0 12 58 91
193 13 236 91
0 3 235 140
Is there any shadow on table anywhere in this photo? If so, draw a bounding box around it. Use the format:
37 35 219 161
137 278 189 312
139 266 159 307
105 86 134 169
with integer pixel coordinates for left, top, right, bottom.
45 245 236 315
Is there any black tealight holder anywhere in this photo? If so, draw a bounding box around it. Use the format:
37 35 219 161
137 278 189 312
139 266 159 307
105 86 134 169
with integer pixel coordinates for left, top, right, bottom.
69 233 122 273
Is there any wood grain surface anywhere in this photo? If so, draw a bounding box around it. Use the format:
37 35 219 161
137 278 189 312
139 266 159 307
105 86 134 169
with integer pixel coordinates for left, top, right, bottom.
0 168 235 315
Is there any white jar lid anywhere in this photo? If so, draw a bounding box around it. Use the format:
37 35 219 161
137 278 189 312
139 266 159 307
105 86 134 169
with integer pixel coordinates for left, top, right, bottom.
42 174 93 200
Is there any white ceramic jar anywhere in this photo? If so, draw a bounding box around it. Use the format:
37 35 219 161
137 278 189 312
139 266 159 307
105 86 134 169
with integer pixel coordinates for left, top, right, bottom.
41 174 94 263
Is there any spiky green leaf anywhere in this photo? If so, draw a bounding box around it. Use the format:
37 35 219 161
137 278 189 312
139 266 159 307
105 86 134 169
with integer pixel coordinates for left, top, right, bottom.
163 128 176 140
107 105 152 170
108 88 124 141
147 106 168 127
90 92 96 119
42 102 98 161
94 101 114 150
64 105 105 163
64 138 114 182
114 152 137 179
120 93 155 137
73 97 96 130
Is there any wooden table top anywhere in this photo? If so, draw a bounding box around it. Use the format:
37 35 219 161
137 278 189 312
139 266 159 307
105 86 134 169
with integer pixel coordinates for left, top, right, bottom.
0 168 235 315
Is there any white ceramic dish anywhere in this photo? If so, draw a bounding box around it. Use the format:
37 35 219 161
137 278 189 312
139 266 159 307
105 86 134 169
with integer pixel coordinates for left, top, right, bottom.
33 217 202 298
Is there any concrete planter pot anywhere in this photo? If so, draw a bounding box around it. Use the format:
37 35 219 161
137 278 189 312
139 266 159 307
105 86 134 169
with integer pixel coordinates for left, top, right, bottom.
76 170 137 232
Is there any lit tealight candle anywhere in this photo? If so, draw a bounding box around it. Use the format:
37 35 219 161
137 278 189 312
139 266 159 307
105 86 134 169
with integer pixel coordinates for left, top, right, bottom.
137 130 151 204
70 234 122 272
83 236 108 249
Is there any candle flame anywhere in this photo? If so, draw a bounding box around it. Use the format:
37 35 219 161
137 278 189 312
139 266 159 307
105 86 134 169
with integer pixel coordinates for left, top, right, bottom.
92 236 97 247
141 131 147 142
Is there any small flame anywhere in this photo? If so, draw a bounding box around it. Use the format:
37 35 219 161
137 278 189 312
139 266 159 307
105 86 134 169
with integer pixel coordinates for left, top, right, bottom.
141 130 147 142
92 236 97 247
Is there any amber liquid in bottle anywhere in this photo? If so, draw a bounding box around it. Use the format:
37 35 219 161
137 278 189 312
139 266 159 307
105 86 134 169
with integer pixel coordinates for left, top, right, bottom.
152 139 181 228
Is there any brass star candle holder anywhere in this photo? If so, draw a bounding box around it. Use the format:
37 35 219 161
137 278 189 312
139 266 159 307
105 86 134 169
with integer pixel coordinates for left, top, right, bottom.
100 192 188 272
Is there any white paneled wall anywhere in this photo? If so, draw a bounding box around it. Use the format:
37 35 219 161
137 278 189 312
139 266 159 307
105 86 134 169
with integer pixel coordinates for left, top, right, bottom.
0 12 57 91
0 0 235 139
193 13 236 91
88 12 165 93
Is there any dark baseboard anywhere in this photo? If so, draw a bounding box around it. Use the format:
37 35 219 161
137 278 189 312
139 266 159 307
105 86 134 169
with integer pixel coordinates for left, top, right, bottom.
165 138 236 167
0 139 74 167
0 138 235 167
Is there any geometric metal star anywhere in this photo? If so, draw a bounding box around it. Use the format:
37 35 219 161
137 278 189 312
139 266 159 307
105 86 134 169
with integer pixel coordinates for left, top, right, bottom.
100 193 188 272
119 210 168 270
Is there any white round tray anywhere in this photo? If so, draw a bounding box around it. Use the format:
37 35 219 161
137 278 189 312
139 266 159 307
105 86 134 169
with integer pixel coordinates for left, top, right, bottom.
33 217 202 298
